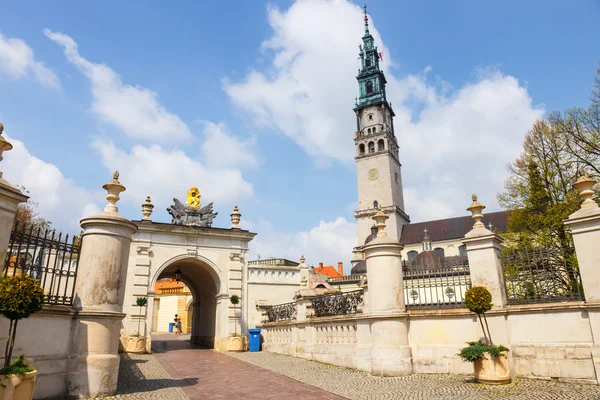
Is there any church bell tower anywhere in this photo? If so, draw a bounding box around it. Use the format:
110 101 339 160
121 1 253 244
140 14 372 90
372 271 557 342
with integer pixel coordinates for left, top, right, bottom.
353 6 409 245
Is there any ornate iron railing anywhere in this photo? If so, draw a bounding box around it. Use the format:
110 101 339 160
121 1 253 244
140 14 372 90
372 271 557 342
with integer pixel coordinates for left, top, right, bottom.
266 302 297 322
311 290 363 317
501 246 584 304
403 258 471 310
3 220 81 306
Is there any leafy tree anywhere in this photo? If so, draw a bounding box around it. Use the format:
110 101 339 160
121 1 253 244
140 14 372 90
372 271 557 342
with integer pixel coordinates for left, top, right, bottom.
14 186 52 232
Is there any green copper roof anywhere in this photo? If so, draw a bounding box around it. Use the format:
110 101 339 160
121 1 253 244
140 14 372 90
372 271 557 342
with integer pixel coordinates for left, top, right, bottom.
354 5 388 111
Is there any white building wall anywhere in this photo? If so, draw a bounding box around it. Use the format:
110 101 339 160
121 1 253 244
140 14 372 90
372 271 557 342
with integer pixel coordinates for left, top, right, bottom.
246 266 301 328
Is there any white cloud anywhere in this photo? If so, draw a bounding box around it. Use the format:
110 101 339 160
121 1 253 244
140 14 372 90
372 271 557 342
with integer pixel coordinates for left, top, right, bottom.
44 29 191 142
248 216 356 274
1 133 98 233
225 0 544 223
91 139 254 220
199 121 259 169
0 33 59 88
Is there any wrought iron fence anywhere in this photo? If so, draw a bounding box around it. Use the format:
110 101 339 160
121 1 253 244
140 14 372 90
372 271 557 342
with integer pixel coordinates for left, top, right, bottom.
311 290 363 317
403 258 471 310
501 246 584 304
266 302 297 322
3 220 81 306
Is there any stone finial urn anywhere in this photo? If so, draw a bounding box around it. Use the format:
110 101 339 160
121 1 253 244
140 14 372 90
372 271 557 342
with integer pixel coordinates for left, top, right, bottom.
141 196 154 221
230 206 241 229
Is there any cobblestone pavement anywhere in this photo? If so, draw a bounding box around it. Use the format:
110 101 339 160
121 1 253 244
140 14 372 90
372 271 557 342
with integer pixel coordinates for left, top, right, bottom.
100 352 188 399
229 351 600 400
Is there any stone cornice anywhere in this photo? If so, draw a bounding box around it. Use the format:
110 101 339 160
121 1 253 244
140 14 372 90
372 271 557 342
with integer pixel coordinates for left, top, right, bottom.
354 204 410 223
133 220 257 241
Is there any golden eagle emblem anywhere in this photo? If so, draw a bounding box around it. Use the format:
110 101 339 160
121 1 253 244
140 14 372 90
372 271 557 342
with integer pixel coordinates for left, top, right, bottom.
186 187 201 207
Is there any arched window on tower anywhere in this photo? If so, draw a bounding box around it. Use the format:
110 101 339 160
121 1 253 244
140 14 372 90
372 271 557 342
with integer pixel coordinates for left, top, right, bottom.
373 200 378 209
373 126 376 133
377 139 385 151
368 114 373 121
434 247 445 258
458 245 467 257
367 128 371 134
368 141 375 153
366 81 373 94
359 143 365 155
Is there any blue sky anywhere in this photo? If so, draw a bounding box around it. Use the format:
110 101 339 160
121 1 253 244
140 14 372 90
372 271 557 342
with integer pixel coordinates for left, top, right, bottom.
1 0 599 270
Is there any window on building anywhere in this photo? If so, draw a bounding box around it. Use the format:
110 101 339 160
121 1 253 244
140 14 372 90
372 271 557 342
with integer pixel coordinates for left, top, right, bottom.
377 139 385 151
359 144 365 155
458 245 467 257
368 114 373 121
395 172 399 184
373 200 378 209
434 247 445 258
368 128 371 134
366 57 371 67
373 126 376 133
407 250 418 262
368 141 375 153
366 81 373 94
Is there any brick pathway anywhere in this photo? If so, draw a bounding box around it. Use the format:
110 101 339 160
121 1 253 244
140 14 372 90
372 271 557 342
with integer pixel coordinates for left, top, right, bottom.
230 351 600 400
151 334 344 400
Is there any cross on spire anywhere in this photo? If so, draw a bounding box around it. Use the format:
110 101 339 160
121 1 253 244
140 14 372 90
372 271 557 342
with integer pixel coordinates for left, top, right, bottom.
363 3 370 34
488 222 493 230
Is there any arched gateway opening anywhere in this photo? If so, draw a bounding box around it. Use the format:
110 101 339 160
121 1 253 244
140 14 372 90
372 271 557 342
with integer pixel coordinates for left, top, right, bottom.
150 256 221 348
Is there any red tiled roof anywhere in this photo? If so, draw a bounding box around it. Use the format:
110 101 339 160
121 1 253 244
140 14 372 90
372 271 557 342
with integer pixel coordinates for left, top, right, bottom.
400 211 509 245
314 265 343 278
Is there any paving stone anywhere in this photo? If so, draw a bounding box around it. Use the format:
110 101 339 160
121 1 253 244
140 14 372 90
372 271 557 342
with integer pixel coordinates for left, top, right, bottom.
229 351 600 400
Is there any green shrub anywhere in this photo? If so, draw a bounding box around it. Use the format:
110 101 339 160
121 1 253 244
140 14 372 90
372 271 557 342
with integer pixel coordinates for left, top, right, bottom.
0 355 35 377
0 274 45 369
230 295 240 305
458 341 509 362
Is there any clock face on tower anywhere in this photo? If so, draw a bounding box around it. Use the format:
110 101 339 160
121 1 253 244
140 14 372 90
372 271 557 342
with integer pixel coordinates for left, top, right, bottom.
368 169 379 180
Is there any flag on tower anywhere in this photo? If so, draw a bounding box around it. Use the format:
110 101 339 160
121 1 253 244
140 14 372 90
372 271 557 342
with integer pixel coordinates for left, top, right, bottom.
378 52 383 61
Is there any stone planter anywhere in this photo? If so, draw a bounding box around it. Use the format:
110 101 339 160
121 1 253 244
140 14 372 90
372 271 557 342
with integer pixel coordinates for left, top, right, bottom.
0 370 37 400
126 336 147 354
474 353 511 384
227 336 244 352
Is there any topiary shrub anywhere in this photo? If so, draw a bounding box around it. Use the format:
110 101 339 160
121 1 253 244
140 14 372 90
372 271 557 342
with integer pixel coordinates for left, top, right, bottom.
464 286 493 345
230 295 240 336
459 286 509 362
135 297 148 336
0 274 45 371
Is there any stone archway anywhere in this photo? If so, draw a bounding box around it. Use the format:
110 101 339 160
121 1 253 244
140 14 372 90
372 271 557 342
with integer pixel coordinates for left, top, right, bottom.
150 256 222 348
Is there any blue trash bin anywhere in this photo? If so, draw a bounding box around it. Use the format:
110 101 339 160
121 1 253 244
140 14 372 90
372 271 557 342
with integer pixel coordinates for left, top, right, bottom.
248 328 261 352
168 322 175 333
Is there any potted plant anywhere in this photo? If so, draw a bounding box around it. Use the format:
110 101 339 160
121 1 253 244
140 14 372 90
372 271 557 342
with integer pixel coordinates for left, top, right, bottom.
458 286 510 384
227 295 244 352
0 274 45 400
126 297 148 353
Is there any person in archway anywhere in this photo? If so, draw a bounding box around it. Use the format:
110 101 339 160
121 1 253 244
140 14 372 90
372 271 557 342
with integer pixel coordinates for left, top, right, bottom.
175 318 182 334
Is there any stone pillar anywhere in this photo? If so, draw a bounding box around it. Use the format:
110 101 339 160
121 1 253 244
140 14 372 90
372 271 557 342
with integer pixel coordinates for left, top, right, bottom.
364 207 412 376
564 172 600 302
67 171 137 398
461 194 507 308
563 172 600 382
0 123 29 263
